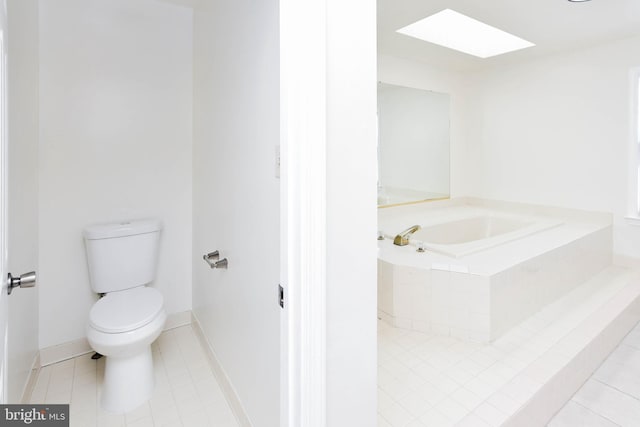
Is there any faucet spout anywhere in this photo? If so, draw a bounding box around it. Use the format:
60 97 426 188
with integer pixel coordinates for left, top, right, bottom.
393 224 421 246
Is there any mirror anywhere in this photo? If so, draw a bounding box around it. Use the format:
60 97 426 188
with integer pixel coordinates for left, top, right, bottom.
377 82 450 206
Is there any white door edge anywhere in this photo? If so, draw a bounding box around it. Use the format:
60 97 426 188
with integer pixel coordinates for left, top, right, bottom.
280 1 328 425
0 0 8 404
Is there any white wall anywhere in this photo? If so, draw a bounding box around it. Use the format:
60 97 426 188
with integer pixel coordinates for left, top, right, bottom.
7 0 39 403
464 35 640 258
38 0 193 349
378 54 476 198
192 1 280 425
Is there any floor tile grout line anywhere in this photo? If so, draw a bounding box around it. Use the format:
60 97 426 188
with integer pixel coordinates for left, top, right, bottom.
95 356 99 421
152 339 184 427
591 377 640 403
34 365 51 403
177 327 209 420
569 399 624 427
162 328 208 424
147 345 161 427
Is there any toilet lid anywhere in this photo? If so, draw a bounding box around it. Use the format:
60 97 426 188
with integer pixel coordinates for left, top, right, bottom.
89 287 164 333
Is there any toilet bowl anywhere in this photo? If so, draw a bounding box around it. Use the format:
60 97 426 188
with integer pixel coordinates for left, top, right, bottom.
87 286 166 413
83 219 165 413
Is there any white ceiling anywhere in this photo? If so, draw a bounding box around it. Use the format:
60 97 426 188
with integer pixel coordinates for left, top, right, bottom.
378 0 640 71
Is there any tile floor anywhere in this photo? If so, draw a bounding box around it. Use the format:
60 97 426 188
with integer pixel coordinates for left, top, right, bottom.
549 321 640 426
26 271 640 426
377 267 638 426
377 319 517 427
28 325 239 427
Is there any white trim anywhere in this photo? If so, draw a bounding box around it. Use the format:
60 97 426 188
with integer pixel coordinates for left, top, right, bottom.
0 1 7 403
39 338 92 367
280 1 327 426
39 310 193 366
161 309 192 331
190 312 250 427
627 67 640 217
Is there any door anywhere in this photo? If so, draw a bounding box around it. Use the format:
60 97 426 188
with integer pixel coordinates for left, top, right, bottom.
0 0 9 402
1 0 40 403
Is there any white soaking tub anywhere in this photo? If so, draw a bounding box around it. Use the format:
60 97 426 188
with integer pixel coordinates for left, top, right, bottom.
377 199 612 343
410 213 561 258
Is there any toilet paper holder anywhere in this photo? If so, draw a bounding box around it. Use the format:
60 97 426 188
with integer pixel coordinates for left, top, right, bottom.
203 251 228 269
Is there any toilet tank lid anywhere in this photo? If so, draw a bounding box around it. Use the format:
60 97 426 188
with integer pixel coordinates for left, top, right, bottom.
83 219 162 240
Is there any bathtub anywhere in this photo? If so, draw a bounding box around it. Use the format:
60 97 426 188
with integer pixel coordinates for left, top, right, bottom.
377 199 613 343
408 213 562 258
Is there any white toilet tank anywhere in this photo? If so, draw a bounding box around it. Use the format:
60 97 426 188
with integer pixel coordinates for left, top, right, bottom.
83 219 162 294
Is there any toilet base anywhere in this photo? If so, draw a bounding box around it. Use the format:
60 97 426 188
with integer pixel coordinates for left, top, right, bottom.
101 346 154 413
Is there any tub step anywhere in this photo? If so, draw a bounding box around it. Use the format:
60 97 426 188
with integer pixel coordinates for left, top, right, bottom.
457 266 640 426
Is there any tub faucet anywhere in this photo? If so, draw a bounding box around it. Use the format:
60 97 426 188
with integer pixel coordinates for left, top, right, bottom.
393 225 421 246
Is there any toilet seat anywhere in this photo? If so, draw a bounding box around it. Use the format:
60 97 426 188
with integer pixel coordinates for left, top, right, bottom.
90 287 164 334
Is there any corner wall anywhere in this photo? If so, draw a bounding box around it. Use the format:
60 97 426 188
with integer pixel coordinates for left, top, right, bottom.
464 35 640 258
37 0 193 348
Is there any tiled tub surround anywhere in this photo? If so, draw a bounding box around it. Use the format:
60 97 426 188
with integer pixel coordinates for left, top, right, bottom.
378 199 612 343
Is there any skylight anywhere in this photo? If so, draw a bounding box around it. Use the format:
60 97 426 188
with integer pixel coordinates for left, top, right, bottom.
396 9 535 59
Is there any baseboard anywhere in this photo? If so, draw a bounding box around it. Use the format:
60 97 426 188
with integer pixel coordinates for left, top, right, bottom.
162 310 192 331
39 310 194 366
191 312 251 427
39 338 93 367
614 253 640 269
20 352 41 404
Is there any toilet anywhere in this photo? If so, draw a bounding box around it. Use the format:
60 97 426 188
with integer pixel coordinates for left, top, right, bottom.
83 219 167 414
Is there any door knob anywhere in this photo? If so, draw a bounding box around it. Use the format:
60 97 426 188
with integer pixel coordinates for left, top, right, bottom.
7 271 36 295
